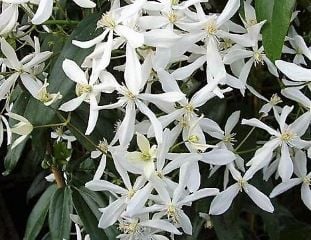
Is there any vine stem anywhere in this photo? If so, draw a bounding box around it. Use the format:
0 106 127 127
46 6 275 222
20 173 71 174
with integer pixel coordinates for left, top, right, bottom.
235 115 264 152
51 166 66 188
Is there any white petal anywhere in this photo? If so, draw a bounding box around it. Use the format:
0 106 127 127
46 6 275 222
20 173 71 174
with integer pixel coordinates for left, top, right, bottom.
140 220 181 235
216 0 240 27
201 149 236 165
62 59 88 84
278 143 293 181
209 183 239 215
139 92 185 103
289 111 311 137
241 118 279 136
171 56 205 80
117 102 136 147
124 44 142 94
269 178 302 198
85 180 126 194
1 38 21 70
178 211 192 235
98 199 126 228
93 155 107 180
31 0 53 24
0 72 19 99
85 95 99 135
301 184 311 210
59 94 87 112
73 0 95 8
275 60 311 82
127 183 152 216
136 100 162 144
244 184 274 213
115 25 144 48
225 111 240 134
136 132 150 153
72 29 109 49
179 188 219 205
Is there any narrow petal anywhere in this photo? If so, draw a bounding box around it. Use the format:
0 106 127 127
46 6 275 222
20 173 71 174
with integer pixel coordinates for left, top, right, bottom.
59 94 87 112
301 184 311 210
269 178 302 198
1 38 21 70
275 60 311 82
31 0 53 24
62 59 88 84
209 183 240 215
225 111 240 134
136 100 162 144
241 118 279 136
98 199 126 228
245 184 274 213
278 143 293 181
73 0 96 8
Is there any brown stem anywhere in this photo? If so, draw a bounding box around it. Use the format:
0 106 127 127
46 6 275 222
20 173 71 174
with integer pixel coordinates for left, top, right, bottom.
51 167 66 188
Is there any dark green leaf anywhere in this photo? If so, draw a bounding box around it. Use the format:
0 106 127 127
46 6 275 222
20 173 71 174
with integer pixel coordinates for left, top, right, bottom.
256 0 296 61
24 185 57 240
49 186 73 240
72 189 109 240
77 187 119 238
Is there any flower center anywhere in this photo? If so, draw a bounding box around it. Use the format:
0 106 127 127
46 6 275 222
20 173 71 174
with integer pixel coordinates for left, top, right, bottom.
127 188 136 199
303 176 310 185
125 90 136 101
280 131 295 142
171 0 179 5
253 51 264 66
238 178 247 191
37 89 53 103
188 135 200 143
97 140 108 153
270 94 282 105
183 103 194 112
141 152 152 161
247 19 257 26
205 19 217 36
55 127 64 137
97 13 116 29
167 11 178 23
119 220 140 235
76 84 92 96
167 204 179 223
223 133 237 143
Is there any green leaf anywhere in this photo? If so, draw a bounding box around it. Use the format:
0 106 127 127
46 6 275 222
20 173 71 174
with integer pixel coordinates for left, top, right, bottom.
24 185 57 240
49 187 73 240
72 189 109 240
77 187 119 238
255 0 296 61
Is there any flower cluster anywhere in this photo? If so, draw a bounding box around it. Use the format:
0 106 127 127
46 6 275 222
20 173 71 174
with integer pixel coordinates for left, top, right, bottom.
0 0 310 239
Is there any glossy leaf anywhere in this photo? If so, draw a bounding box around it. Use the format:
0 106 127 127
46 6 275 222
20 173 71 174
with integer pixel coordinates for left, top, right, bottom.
72 189 109 240
48 186 73 240
24 185 57 240
255 0 296 61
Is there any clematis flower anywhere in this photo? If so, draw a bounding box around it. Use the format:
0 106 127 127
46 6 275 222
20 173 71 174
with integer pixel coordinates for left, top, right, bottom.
0 37 52 100
95 45 185 146
282 27 311 65
270 150 311 210
59 59 116 135
275 60 311 90
209 165 274 215
50 127 76 149
242 106 311 181
7 112 33 149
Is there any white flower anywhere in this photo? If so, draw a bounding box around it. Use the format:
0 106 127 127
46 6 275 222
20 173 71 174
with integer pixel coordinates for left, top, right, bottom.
0 37 52 100
59 59 115 135
270 150 311 210
50 127 76 149
95 45 184 146
7 112 33 149
209 165 274 215
242 106 311 181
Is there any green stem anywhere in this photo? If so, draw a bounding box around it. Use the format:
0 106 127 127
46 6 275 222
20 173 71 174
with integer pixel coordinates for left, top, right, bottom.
235 115 264 152
43 20 80 26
